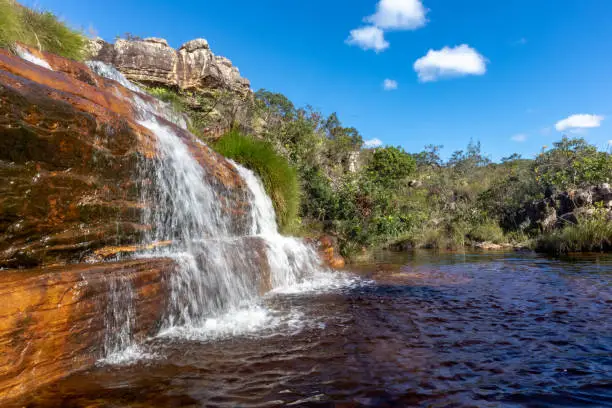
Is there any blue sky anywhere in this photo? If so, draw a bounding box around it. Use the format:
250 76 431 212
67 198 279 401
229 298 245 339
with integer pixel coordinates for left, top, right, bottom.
23 0 612 160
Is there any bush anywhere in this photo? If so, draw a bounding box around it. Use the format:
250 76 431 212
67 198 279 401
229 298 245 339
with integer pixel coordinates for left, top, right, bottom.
147 87 184 110
0 0 87 60
467 220 506 244
213 130 300 232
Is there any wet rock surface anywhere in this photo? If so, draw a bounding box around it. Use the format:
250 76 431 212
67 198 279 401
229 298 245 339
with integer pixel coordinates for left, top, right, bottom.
0 45 249 268
0 258 175 403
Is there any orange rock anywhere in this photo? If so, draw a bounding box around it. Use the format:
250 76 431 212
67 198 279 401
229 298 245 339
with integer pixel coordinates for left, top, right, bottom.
0 258 176 404
0 47 250 268
316 235 346 269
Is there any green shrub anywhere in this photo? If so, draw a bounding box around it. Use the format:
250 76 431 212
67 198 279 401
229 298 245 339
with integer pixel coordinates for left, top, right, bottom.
213 130 300 232
467 220 506 244
0 0 87 60
147 87 184 110
536 207 612 253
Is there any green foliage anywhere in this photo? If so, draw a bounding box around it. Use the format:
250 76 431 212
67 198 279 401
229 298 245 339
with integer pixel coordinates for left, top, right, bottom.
250 88 612 256
366 146 416 186
535 137 612 189
536 206 612 253
0 1 21 49
467 220 507 244
147 87 184 110
300 167 338 221
0 0 87 60
213 131 300 232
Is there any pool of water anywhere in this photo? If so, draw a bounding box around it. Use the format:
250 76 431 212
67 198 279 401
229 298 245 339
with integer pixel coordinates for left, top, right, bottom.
15 251 612 407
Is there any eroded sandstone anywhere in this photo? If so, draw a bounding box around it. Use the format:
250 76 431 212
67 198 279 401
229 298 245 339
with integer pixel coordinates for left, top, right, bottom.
0 258 175 404
0 45 250 268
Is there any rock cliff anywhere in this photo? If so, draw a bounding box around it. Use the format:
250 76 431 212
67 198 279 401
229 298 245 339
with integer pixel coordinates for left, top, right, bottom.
89 37 251 96
0 258 174 402
0 44 249 269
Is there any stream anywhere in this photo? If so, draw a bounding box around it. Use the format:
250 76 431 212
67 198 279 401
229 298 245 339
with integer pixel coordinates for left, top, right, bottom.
17 251 612 407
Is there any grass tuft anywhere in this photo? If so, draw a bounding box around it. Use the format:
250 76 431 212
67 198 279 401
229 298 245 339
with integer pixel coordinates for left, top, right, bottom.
0 0 87 60
213 130 300 233
536 208 612 253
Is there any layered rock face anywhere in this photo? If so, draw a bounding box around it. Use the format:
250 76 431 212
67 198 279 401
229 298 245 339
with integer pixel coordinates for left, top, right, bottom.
90 37 251 96
0 258 175 402
0 46 253 403
0 45 249 268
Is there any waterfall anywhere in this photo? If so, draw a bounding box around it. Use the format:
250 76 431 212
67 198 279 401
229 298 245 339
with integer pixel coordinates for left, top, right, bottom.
85 62 337 351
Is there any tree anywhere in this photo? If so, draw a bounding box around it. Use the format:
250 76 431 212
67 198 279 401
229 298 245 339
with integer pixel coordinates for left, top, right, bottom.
535 136 612 189
366 146 416 187
414 144 444 168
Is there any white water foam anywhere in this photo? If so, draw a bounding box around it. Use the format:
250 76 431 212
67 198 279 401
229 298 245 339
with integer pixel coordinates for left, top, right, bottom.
14 45 53 70
87 60 358 355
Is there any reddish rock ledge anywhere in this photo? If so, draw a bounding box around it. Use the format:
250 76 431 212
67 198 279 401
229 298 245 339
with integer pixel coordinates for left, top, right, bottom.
0 258 176 404
0 45 250 268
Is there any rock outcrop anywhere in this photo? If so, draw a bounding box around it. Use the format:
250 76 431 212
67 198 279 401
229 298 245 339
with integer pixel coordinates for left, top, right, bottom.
0 44 249 268
511 184 612 232
89 37 251 96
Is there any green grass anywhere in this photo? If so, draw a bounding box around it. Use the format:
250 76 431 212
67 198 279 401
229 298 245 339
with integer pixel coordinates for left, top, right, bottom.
467 220 506 244
147 87 185 110
213 130 300 233
0 0 87 60
536 209 612 253
0 1 22 49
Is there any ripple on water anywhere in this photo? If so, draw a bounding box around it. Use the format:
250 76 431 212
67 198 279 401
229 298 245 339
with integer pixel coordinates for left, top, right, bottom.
14 251 612 408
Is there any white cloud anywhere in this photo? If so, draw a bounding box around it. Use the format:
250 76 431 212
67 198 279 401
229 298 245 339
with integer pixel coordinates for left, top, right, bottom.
555 114 604 132
383 79 398 90
608 140 612 145
364 138 383 148
366 0 428 30
511 133 527 142
413 44 487 82
346 26 389 52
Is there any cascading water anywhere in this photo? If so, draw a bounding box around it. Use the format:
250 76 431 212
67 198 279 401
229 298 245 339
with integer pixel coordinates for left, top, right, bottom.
85 61 343 353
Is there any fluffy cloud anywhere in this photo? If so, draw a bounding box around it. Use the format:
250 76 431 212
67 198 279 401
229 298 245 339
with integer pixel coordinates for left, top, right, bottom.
364 138 383 148
413 44 487 82
366 0 428 30
383 79 398 90
347 0 427 52
346 26 389 52
555 114 604 132
511 133 527 142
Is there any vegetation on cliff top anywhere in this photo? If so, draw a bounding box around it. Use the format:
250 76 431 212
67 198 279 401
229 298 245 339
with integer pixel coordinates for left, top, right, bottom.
0 0 87 60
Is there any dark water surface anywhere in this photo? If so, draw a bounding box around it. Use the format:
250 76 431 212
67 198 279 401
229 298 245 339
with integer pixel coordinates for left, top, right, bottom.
17 251 612 407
